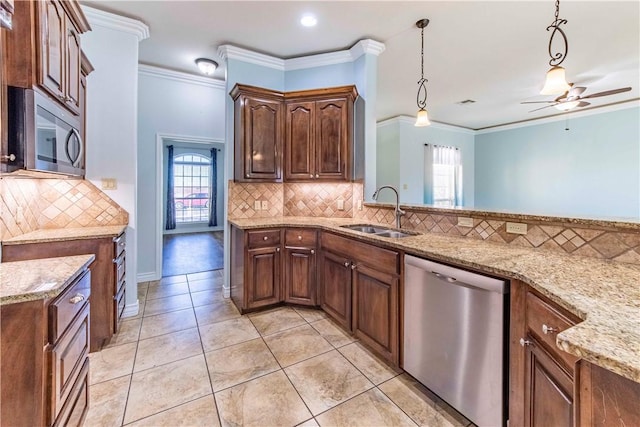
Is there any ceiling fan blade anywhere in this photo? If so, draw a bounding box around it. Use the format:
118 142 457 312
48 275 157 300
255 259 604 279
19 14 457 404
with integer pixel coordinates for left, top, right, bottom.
581 87 632 99
577 101 591 107
529 104 556 113
521 101 557 104
569 86 587 96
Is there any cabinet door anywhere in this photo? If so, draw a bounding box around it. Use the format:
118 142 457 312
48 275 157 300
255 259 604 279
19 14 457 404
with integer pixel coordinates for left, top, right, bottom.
285 101 315 180
524 337 574 427
284 247 316 306
242 96 282 180
39 0 65 101
64 18 81 115
246 246 281 309
352 263 399 365
315 98 348 180
318 249 352 331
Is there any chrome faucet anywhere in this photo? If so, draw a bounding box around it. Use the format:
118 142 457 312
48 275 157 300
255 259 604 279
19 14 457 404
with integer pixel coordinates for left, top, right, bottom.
372 185 405 229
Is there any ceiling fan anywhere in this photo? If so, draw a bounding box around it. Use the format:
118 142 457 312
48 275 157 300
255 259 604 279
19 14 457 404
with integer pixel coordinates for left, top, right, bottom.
521 85 632 112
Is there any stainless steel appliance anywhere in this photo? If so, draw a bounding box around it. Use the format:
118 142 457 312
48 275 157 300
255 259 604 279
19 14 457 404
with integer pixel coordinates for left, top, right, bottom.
403 255 509 427
7 87 84 176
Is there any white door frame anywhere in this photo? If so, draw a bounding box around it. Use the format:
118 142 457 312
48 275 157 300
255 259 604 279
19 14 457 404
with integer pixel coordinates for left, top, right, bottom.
155 133 225 280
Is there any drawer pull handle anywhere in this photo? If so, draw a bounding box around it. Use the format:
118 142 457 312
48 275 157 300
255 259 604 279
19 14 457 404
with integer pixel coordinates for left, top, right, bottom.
263 236 269 241
310 249 315 255
519 338 532 347
69 294 85 304
276 247 280 252
542 324 558 335
298 235 302 240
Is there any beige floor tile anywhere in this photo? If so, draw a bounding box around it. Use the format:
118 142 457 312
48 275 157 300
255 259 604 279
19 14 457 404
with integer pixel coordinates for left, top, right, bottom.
188 270 221 281
124 354 212 424
106 317 142 348
215 370 311 427
89 341 137 385
85 375 130 426
127 299 146 320
249 307 306 336
297 418 320 427
205 338 280 391
378 374 459 427
139 308 197 340
315 388 418 427
263 324 333 367
160 275 188 285
338 342 398 385
138 283 149 300
146 282 190 300
126 395 221 427
309 318 356 348
194 300 240 326
199 317 260 352
191 289 225 307
134 327 203 372
188 276 224 293
284 350 374 415
293 306 328 323
144 293 193 317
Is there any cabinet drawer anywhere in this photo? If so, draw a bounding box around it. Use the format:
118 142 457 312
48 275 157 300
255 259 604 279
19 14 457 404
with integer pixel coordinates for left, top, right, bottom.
50 304 89 422
53 358 89 427
321 232 399 275
247 229 281 249
526 291 579 370
49 270 91 343
113 232 126 258
285 228 317 247
114 252 126 285
113 283 126 333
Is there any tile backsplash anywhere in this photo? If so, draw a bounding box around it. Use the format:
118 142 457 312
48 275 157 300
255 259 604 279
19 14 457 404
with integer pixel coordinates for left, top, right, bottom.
0 177 128 240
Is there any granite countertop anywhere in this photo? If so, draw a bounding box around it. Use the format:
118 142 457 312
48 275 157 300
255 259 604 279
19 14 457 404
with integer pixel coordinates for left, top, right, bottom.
2 225 127 245
0 254 95 305
229 217 640 383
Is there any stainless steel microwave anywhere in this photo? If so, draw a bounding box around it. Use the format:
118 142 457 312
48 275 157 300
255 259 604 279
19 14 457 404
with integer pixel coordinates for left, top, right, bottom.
7 87 85 176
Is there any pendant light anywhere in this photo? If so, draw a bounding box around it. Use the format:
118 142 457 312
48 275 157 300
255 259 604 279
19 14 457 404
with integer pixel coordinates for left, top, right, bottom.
415 18 431 127
540 0 571 95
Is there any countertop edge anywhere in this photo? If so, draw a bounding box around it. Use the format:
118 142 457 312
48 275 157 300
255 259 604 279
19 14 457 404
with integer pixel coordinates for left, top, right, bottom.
2 225 127 245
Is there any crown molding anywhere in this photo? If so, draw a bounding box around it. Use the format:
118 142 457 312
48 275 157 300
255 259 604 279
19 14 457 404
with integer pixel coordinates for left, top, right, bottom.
82 6 149 41
138 64 225 89
377 115 476 135
218 38 386 72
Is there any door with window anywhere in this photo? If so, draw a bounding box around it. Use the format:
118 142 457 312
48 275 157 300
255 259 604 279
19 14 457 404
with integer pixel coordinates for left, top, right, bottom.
173 154 212 224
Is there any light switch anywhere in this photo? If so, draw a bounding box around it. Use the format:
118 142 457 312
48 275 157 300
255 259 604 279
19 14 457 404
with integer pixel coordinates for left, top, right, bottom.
506 222 528 234
457 217 473 227
101 178 117 190
337 199 344 210
254 201 261 210
403 184 408 190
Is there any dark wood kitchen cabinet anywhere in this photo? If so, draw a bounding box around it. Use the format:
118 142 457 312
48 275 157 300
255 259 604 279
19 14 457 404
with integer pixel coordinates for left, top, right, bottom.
1 266 91 427
319 231 400 365
2 231 127 352
5 0 90 115
230 226 283 312
231 84 283 182
510 280 581 427
283 228 317 306
284 86 357 181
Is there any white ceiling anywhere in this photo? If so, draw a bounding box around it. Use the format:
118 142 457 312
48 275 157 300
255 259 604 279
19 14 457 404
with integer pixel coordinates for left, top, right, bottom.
82 1 640 130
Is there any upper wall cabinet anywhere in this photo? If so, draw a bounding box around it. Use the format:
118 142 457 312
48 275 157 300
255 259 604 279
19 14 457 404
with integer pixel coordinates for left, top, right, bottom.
5 0 90 115
231 84 360 183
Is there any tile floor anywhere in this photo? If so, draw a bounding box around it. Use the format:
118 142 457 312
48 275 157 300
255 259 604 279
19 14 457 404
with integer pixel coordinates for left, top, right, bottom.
85 270 473 427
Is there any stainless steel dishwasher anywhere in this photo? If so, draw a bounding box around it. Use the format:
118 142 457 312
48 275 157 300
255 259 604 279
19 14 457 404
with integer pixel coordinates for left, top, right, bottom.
403 255 509 427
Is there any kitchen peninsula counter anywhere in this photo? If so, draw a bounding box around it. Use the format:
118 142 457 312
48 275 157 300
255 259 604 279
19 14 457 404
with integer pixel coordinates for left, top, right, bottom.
0 254 95 305
229 216 640 383
2 225 127 245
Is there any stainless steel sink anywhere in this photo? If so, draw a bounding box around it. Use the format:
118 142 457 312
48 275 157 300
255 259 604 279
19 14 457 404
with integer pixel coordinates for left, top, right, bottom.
340 224 418 238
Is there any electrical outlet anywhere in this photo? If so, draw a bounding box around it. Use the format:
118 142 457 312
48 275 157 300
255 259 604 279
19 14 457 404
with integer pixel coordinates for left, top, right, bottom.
457 216 473 227
261 200 268 210
506 222 528 235
337 199 344 210
254 201 261 210
15 206 23 225
403 183 408 190
357 200 362 210
101 178 117 190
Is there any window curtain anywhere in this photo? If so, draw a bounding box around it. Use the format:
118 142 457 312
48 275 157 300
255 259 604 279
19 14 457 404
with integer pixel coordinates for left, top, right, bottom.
424 144 463 207
165 145 176 230
208 148 217 227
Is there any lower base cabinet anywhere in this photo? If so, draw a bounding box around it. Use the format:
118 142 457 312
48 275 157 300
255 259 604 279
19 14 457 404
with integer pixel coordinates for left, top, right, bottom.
318 248 352 331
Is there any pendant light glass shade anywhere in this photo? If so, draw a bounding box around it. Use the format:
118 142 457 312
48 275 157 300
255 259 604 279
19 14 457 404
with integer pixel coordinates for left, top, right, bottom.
541 66 571 95
415 108 431 127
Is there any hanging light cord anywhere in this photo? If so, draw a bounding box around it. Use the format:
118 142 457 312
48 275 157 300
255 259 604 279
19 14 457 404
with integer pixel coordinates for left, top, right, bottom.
547 0 568 67
416 21 428 109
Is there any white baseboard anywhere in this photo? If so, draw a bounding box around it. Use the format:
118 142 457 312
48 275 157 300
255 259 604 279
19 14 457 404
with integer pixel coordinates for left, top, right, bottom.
137 271 159 282
122 300 140 318
223 286 230 299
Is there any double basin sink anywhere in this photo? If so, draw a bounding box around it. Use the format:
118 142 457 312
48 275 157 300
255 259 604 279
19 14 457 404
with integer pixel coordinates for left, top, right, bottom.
340 224 419 238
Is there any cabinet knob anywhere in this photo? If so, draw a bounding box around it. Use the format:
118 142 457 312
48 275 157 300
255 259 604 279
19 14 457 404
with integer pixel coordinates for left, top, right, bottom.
344 261 350 268
297 235 302 240
315 174 319 178
542 324 558 335
310 249 315 255
276 247 280 252
1 154 16 162
69 294 85 304
263 236 269 241
310 174 314 178
351 263 357 270
246 173 251 177
519 338 532 347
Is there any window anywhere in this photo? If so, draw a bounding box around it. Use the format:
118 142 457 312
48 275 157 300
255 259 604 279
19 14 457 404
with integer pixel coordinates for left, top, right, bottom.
173 154 211 223
425 145 462 207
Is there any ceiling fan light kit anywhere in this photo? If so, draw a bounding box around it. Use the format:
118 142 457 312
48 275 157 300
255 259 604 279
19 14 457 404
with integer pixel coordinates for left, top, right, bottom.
414 18 431 127
540 0 570 95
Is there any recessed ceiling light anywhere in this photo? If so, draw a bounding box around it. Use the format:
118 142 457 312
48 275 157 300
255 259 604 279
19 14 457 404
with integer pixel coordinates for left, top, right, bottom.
300 14 317 27
195 58 218 76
